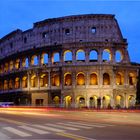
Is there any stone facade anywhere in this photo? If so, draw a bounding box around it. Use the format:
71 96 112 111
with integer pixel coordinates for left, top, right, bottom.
0 14 139 108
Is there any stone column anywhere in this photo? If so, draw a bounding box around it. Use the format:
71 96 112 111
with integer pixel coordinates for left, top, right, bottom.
72 49 76 64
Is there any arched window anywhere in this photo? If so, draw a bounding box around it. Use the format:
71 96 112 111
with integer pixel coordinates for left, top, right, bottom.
64 73 72 86
64 50 72 62
9 79 13 89
22 76 27 88
40 74 48 87
31 75 37 87
4 63 9 72
116 73 124 85
76 49 85 61
103 73 110 85
77 72 85 85
52 74 60 86
9 61 14 71
129 73 136 85
15 59 20 69
115 50 122 62
90 73 98 85
15 77 20 89
52 52 60 63
31 55 38 65
102 49 111 62
25 58 29 67
89 50 98 62
41 53 48 64
4 80 8 90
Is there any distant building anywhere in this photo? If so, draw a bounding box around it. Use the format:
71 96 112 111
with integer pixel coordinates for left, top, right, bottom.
0 14 139 108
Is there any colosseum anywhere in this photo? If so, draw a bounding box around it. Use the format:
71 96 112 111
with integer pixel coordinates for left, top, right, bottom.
0 14 139 108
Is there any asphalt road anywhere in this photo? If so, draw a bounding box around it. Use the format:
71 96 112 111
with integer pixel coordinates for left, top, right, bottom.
0 108 140 140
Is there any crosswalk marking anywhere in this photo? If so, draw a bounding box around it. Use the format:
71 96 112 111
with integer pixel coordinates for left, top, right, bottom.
3 127 32 137
32 124 65 132
46 123 79 130
19 125 49 134
67 122 106 128
58 122 92 129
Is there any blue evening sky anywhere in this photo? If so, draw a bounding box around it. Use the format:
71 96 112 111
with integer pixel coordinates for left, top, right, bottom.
0 0 140 63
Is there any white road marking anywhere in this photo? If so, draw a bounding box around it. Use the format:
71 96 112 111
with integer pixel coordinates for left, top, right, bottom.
46 123 79 130
33 124 65 132
19 125 49 134
3 127 32 137
67 121 106 128
58 122 92 129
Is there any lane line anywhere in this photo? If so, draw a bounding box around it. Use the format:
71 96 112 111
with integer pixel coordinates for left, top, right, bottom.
67 121 106 128
3 127 31 137
46 123 79 130
19 125 49 134
33 124 65 132
58 122 92 129
56 132 96 140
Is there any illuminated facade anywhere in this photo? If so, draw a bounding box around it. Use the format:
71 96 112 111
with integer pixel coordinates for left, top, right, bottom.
0 14 139 108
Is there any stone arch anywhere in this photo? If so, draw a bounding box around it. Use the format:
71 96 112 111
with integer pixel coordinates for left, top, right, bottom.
102 95 111 108
4 80 8 90
76 49 85 61
129 72 136 85
90 73 98 85
89 49 98 62
115 95 124 108
15 59 20 69
128 95 135 108
64 72 72 86
40 73 48 87
9 61 14 70
52 52 60 63
4 62 9 72
89 96 98 108
63 50 72 62
31 74 37 87
52 74 60 86
102 49 112 62
53 96 60 107
22 76 27 88
76 96 85 108
9 79 13 89
15 77 20 89
103 73 110 85
115 50 123 62
76 72 85 85
31 55 38 65
41 53 48 64
22 58 29 68
64 96 72 108
116 72 124 85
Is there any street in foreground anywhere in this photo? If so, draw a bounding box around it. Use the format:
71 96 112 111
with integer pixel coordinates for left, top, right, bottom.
0 107 140 140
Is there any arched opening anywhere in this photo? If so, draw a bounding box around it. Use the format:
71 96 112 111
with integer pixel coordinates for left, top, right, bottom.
22 76 27 88
0 82 2 90
53 96 60 107
76 49 85 62
129 73 136 85
116 72 124 85
52 52 60 64
76 96 85 108
64 50 72 62
4 80 8 90
102 95 111 108
25 58 29 67
31 75 37 87
89 96 97 108
52 74 60 86
128 95 135 108
115 50 123 62
4 63 9 72
40 74 48 87
15 59 20 69
102 49 111 62
9 61 14 71
115 95 124 108
64 73 72 86
31 55 38 66
90 73 98 85
64 96 72 108
15 77 20 89
9 79 13 89
41 53 48 65
89 50 98 62
76 72 85 85
103 73 110 85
